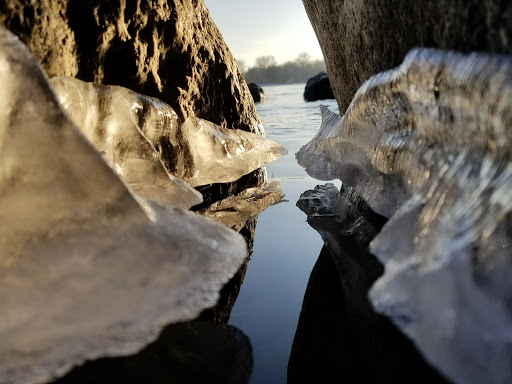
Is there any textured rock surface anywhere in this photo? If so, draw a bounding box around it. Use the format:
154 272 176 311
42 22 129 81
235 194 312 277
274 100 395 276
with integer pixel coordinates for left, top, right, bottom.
51 76 285 192
0 0 262 133
303 0 512 112
0 27 249 384
297 49 512 384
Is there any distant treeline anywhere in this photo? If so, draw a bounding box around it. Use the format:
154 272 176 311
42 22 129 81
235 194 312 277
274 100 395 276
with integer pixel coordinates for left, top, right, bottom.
239 52 326 85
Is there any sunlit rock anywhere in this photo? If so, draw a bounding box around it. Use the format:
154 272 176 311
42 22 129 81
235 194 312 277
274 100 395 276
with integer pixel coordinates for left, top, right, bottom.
0 0 262 134
51 76 286 190
0 28 248 384
297 48 512 384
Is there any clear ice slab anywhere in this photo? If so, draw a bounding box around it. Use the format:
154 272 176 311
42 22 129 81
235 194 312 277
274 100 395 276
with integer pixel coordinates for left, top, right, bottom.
50 76 202 209
0 27 248 384
51 76 287 193
297 48 512 384
199 179 284 231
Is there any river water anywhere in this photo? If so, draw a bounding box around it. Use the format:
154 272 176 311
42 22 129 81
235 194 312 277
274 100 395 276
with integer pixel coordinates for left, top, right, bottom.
229 83 340 383
229 84 448 384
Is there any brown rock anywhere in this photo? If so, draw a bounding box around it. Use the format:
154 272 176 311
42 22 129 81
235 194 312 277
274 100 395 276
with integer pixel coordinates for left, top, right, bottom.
0 0 262 133
303 0 512 113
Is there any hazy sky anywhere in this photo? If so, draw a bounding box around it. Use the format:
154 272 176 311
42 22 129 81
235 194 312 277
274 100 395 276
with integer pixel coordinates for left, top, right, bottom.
203 0 323 68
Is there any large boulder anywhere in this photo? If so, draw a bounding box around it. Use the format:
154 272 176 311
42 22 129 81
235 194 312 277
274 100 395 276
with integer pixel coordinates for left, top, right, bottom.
303 71 335 101
0 0 262 133
303 0 512 112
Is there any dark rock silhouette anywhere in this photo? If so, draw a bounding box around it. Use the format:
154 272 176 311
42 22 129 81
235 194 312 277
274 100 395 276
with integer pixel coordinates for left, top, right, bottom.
303 0 512 112
248 83 265 102
303 72 335 101
0 0 261 134
51 321 253 384
291 184 448 383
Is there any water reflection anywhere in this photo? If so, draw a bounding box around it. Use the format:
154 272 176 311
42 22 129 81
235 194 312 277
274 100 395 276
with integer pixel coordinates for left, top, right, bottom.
290 184 449 383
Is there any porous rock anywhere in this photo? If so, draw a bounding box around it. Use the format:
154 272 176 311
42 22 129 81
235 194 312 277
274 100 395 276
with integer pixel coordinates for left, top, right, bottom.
302 0 512 112
0 0 262 134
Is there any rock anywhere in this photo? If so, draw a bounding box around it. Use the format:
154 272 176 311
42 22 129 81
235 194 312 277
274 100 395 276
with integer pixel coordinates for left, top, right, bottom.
303 72 335 101
297 48 512 384
51 321 253 384
0 27 249 384
51 76 286 191
303 0 512 112
248 82 265 102
0 0 262 134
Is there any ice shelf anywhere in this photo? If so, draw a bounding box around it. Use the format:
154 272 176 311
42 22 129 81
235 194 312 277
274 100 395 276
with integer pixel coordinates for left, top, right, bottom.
0 27 249 384
297 48 512 384
51 76 287 193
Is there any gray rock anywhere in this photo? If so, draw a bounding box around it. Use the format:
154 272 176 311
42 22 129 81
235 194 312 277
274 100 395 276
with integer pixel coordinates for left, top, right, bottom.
303 0 512 112
0 27 248 384
0 0 262 134
297 48 512 384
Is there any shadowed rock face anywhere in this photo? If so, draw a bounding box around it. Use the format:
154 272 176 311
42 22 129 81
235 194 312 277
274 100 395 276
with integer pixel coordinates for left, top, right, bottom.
297 49 512 384
0 0 262 133
303 0 512 112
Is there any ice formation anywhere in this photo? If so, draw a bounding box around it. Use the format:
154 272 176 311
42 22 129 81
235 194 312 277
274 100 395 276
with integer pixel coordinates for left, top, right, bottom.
199 180 284 231
0 27 249 384
297 48 512 384
50 76 202 209
51 76 286 192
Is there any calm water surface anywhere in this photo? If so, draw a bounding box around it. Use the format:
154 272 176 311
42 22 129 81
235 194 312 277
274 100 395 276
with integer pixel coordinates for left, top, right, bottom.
229 83 339 384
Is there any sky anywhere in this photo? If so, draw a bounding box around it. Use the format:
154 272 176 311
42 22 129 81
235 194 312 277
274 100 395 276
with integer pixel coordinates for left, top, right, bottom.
203 0 324 68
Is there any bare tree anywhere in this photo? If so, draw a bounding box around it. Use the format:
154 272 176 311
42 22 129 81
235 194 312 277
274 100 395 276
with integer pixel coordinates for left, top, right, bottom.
294 52 312 68
254 55 277 69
